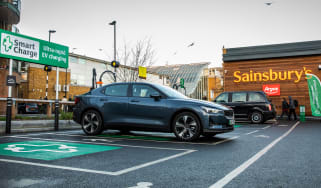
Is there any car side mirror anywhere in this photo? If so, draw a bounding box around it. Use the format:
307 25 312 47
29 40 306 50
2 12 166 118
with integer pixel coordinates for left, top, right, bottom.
150 93 161 101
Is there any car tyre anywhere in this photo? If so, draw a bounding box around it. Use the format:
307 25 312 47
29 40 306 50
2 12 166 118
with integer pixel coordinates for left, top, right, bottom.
172 112 201 141
81 110 103 136
250 111 263 124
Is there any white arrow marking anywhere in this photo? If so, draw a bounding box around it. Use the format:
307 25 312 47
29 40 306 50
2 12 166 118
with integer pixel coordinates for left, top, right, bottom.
254 135 270 138
4 144 77 153
128 182 153 188
82 139 114 143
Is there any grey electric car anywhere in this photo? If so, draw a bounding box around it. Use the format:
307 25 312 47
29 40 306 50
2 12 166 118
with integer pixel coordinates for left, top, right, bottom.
73 82 234 141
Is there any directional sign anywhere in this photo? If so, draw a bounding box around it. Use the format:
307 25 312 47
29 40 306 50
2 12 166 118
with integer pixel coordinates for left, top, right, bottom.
0 29 69 68
0 141 121 160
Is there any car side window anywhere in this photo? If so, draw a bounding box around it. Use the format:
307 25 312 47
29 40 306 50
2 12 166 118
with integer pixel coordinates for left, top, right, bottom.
249 93 266 102
104 84 128 97
215 93 228 103
132 84 159 98
232 92 247 102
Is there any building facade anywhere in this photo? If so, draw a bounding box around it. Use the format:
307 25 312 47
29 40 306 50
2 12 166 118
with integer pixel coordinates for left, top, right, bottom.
223 40 321 116
18 53 167 101
0 0 21 114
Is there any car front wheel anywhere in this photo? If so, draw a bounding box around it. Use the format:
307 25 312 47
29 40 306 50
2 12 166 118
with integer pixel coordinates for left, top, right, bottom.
81 110 103 135
250 111 263 124
172 112 201 141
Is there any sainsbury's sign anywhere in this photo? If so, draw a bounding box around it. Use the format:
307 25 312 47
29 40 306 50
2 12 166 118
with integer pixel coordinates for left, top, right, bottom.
263 84 280 96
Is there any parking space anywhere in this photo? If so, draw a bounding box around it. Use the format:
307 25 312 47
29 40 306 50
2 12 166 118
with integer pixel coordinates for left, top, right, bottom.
0 120 305 188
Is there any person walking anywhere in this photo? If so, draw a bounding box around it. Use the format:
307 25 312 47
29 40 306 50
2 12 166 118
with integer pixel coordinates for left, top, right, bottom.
280 98 289 119
288 96 297 120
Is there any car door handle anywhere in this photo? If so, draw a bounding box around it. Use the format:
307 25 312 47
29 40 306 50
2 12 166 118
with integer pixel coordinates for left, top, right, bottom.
100 98 108 101
130 99 140 102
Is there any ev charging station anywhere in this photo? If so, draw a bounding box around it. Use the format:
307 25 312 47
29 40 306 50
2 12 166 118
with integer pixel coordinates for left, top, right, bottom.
0 28 69 134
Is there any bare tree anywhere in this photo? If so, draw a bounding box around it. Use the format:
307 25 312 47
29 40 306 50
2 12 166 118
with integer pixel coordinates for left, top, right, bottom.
112 38 156 82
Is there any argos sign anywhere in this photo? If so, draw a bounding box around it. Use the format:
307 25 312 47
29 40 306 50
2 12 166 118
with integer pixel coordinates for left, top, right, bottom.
263 84 280 96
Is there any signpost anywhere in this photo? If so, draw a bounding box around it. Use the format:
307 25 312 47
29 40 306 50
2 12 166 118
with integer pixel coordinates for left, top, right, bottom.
139 66 147 79
0 29 69 134
0 29 68 68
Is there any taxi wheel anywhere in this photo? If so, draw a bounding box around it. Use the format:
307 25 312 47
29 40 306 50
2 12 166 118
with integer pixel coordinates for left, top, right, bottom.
250 111 263 124
172 112 201 141
81 110 103 135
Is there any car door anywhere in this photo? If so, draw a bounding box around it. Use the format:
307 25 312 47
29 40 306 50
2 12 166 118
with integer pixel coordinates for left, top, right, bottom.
127 83 168 129
230 92 248 119
102 83 129 125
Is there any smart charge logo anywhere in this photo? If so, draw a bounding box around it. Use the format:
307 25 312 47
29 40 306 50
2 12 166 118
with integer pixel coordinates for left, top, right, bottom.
1 33 39 60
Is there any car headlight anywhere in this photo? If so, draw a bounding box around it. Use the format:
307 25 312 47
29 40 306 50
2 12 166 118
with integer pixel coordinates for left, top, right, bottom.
202 106 223 114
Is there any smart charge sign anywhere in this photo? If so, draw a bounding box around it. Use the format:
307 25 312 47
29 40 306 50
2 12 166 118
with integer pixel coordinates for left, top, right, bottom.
0 29 68 68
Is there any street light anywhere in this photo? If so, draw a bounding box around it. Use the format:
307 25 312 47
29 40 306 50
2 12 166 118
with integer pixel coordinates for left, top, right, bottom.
109 20 117 82
48 29 59 131
44 30 56 100
48 30 56 43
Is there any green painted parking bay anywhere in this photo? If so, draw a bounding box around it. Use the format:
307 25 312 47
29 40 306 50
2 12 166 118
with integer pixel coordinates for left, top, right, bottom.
0 141 121 161
98 133 174 141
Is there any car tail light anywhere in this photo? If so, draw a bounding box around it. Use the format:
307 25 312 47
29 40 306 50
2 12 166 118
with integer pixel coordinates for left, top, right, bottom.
75 97 80 105
268 104 272 111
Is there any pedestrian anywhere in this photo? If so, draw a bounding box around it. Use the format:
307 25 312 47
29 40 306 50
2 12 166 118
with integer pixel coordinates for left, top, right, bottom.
280 98 289 119
288 96 297 120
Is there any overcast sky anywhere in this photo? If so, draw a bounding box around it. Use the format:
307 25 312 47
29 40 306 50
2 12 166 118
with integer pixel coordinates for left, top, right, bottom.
17 0 321 67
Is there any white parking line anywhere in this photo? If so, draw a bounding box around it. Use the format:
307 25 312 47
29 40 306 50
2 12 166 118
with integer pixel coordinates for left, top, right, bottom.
262 126 271 130
40 133 240 146
0 136 196 176
212 136 239 145
8 136 192 151
244 130 259 135
0 150 195 176
209 121 300 188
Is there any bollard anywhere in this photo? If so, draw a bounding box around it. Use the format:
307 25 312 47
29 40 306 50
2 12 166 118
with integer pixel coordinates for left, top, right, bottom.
300 105 305 122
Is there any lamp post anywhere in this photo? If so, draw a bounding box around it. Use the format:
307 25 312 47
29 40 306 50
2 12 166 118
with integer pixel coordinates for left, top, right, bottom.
45 30 56 100
109 20 117 82
48 30 59 131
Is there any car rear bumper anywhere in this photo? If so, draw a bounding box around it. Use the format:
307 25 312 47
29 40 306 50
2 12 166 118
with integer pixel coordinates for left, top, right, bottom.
263 111 276 120
73 107 82 124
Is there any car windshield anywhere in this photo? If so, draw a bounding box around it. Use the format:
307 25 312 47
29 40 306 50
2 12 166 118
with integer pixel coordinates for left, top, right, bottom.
153 84 188 99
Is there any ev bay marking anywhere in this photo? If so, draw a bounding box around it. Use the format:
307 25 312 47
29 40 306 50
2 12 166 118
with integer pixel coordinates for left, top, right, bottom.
4 143 77 153
0 140 121 160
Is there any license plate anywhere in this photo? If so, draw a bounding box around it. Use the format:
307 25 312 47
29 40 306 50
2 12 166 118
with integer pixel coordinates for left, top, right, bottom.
229 119 235 125
212 125 222 129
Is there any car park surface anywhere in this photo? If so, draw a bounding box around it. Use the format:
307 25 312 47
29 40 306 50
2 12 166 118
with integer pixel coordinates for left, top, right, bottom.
1 120 321 188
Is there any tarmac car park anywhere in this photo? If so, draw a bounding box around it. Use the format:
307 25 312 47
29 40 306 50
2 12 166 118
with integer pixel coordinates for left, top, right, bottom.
1 119 321 188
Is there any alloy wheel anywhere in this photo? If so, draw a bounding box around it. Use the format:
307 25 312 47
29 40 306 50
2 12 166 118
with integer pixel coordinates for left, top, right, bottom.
174 113 200 141
82 110 102 135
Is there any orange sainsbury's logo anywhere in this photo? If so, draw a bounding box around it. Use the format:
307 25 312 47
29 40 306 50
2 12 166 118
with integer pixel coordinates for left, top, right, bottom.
233 67 312 83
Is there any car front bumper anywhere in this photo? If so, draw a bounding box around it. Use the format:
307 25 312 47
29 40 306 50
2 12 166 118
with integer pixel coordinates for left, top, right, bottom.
203 113 235 133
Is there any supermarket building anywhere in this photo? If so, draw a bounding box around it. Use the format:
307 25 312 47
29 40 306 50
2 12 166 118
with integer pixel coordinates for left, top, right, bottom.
223 40 321 116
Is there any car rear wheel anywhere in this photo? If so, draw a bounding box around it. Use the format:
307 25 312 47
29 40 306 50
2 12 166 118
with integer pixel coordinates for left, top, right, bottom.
250 111 263 124
172 112 201 141
81 110 103 135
